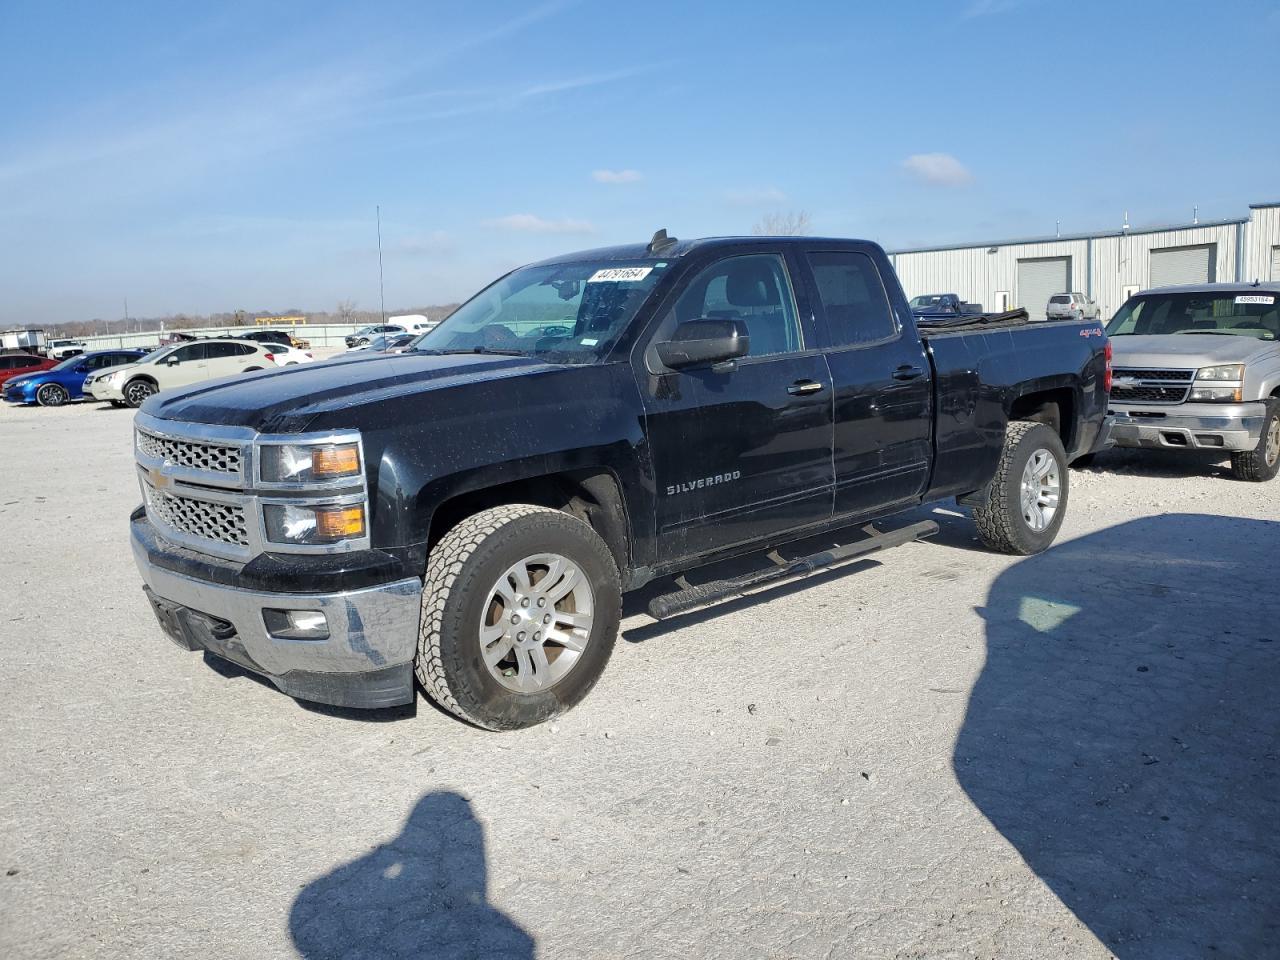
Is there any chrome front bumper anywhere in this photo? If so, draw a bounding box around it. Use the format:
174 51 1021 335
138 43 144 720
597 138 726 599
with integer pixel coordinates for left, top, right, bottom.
1108 402 1266 452
131 520 422 708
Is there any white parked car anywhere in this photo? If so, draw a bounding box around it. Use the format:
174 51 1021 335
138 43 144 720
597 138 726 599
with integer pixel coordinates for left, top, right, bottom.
388 314 439 335
1046 292 1101 321
84 338 275 408
260 342 315 366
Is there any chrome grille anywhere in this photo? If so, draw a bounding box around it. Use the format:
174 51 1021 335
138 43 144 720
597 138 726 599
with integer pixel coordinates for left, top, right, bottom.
1110 367 1194 405
136 430 243 475
144 482 249 548
1113 368 1195 382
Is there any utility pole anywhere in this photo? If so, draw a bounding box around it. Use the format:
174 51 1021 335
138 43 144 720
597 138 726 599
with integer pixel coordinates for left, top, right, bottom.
376 205 386 324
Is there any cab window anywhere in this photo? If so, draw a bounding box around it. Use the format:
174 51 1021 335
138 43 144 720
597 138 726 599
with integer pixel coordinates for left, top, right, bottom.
806 251 898 346
170 344 207 362
668 254 802 357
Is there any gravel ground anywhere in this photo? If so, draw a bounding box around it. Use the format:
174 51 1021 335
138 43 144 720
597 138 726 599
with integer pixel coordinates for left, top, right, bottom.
1 401 1276 960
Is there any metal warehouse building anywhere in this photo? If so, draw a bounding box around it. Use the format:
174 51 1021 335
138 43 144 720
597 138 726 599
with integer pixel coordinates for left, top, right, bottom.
889 200 1280 320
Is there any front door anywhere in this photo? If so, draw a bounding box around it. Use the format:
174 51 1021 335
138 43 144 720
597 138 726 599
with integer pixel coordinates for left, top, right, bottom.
162 342 210 386
797 247 933 518
637 252 834 563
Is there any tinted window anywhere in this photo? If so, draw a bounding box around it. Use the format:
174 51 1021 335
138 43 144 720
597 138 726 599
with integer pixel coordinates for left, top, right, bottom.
807 251 897 346
170 343 207 362
670 254 802 357
205 342 243 359
18 356 41 367
1107 292 1279 340
0 357 12 370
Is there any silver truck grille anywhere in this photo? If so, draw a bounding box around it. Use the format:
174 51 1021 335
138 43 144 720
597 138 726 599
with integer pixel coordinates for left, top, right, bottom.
136 429 243 476
143 481 250 548
1111 367 1194 404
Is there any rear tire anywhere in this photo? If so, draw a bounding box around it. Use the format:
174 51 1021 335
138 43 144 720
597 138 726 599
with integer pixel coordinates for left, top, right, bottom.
36 383 69 407
973 421 1070 555
124 378 157 408
1230 399 1280 482
416 504 621 731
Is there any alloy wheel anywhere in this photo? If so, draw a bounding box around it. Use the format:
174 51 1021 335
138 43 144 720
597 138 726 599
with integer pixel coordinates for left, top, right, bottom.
1020 448 1061 532
479 553 594 693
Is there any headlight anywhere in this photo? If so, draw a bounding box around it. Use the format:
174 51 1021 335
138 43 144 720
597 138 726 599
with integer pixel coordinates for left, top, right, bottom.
1188 385 1243 402
1195 363 1244 381
262 502 366 545
260 442 361 483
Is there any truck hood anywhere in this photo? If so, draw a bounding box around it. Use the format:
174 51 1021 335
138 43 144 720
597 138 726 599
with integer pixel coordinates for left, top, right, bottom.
1110 334 1277 369
142 351 560 431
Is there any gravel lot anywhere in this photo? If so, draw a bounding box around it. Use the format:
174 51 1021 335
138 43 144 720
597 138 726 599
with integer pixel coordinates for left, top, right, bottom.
2 401 1277 960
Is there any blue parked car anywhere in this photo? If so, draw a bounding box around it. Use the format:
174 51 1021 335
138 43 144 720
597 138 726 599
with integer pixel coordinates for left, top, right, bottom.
2 348 148 406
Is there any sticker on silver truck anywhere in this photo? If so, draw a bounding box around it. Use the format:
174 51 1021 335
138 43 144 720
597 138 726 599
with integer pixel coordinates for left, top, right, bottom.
1235 295 1275 305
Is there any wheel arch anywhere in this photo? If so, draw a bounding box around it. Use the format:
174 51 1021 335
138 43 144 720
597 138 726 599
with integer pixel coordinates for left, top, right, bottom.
420 466 632 578
1008 385 1077 452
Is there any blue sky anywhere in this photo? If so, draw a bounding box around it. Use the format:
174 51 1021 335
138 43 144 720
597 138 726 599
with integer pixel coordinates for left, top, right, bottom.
2 0 1279 324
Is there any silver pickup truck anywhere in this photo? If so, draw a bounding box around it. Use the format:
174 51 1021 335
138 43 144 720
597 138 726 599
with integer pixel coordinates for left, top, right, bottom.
1102 282 1280 481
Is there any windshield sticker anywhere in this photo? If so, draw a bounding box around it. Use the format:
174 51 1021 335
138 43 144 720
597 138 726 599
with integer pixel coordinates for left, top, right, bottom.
1235 295 1275 305
580 338 599 346
588 267 653 283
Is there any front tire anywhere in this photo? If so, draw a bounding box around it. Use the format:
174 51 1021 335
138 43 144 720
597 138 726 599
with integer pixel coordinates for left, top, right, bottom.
416 504 621 731
124 378 157 408
1231 399 1280 482
36 383 69 407
973 421 1069 555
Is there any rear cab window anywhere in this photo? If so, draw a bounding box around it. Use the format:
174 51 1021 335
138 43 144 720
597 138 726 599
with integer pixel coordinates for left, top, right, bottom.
805 250 898 347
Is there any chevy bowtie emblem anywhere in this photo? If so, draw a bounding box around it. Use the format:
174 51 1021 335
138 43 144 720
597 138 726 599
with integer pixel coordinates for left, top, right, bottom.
148 467 173 491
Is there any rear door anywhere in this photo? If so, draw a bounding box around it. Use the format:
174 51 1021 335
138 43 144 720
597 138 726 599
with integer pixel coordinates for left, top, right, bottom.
636 250 834 562
204 341 259 377
797 245 933 518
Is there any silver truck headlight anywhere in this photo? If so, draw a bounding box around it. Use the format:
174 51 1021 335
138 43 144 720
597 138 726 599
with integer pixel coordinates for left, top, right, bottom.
1195 363 1244 381
263 502 367 545
260 442 361 483
1188 385 1243 402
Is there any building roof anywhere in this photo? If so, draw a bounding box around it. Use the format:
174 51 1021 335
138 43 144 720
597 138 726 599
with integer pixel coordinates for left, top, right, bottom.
889 216 1248 256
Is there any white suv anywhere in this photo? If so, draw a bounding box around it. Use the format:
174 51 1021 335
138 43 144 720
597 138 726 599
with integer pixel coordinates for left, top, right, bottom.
1046 292 1101 321
85 339 274 408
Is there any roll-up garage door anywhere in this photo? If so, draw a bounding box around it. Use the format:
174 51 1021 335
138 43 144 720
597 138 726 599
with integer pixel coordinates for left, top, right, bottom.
1017 257 1070 319
1149 244 1215 287
1270 246 1280 281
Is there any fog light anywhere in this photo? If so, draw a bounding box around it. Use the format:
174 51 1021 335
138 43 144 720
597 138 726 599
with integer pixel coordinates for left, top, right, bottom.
263 608 330 641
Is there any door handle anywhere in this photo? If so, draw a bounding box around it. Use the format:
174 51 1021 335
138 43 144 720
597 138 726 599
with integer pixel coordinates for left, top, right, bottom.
892 364 925 381
787 379 825 396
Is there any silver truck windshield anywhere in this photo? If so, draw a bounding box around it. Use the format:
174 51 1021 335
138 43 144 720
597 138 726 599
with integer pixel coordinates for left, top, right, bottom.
412 260 669 363
1107 292 1279 340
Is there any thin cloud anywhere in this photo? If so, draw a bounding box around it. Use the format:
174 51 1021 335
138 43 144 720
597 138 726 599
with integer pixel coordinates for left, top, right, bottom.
486 214 596 235
725 186 788 207
592 169 643 184
902 153 974 186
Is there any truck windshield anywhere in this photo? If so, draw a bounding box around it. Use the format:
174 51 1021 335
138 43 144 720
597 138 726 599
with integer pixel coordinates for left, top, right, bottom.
1107 292 1279 341
910 295 944 308
412 260 669 363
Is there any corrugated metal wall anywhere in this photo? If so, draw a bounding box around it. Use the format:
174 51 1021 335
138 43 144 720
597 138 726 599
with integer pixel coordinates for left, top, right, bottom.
1244 205 1280 282
890 206 1280 320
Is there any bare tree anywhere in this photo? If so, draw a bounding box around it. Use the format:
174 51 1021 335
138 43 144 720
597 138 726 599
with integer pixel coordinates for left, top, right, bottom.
752 210 813 236
336 299 358 324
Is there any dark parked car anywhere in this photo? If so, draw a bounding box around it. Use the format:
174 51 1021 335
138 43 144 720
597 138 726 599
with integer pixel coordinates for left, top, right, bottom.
235 329 311 350
130 233 1112 729
344 324 405 348
3 349 148 405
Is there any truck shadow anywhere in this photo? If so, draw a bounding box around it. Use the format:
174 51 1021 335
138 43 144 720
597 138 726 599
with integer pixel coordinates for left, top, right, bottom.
289 791 534 960
956 514 1279 957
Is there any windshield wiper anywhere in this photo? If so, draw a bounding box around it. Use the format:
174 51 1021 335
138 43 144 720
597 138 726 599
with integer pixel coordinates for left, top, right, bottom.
416 347 528 357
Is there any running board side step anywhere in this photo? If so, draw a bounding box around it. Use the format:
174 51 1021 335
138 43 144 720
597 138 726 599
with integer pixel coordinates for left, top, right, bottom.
646 519 939 620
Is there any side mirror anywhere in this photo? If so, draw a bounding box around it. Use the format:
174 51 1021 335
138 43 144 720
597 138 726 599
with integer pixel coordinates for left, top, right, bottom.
655 319 750 370
165 355 181 366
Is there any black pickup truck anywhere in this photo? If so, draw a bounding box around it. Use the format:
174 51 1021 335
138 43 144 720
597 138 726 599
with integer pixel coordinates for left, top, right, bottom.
130 233 1112 729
